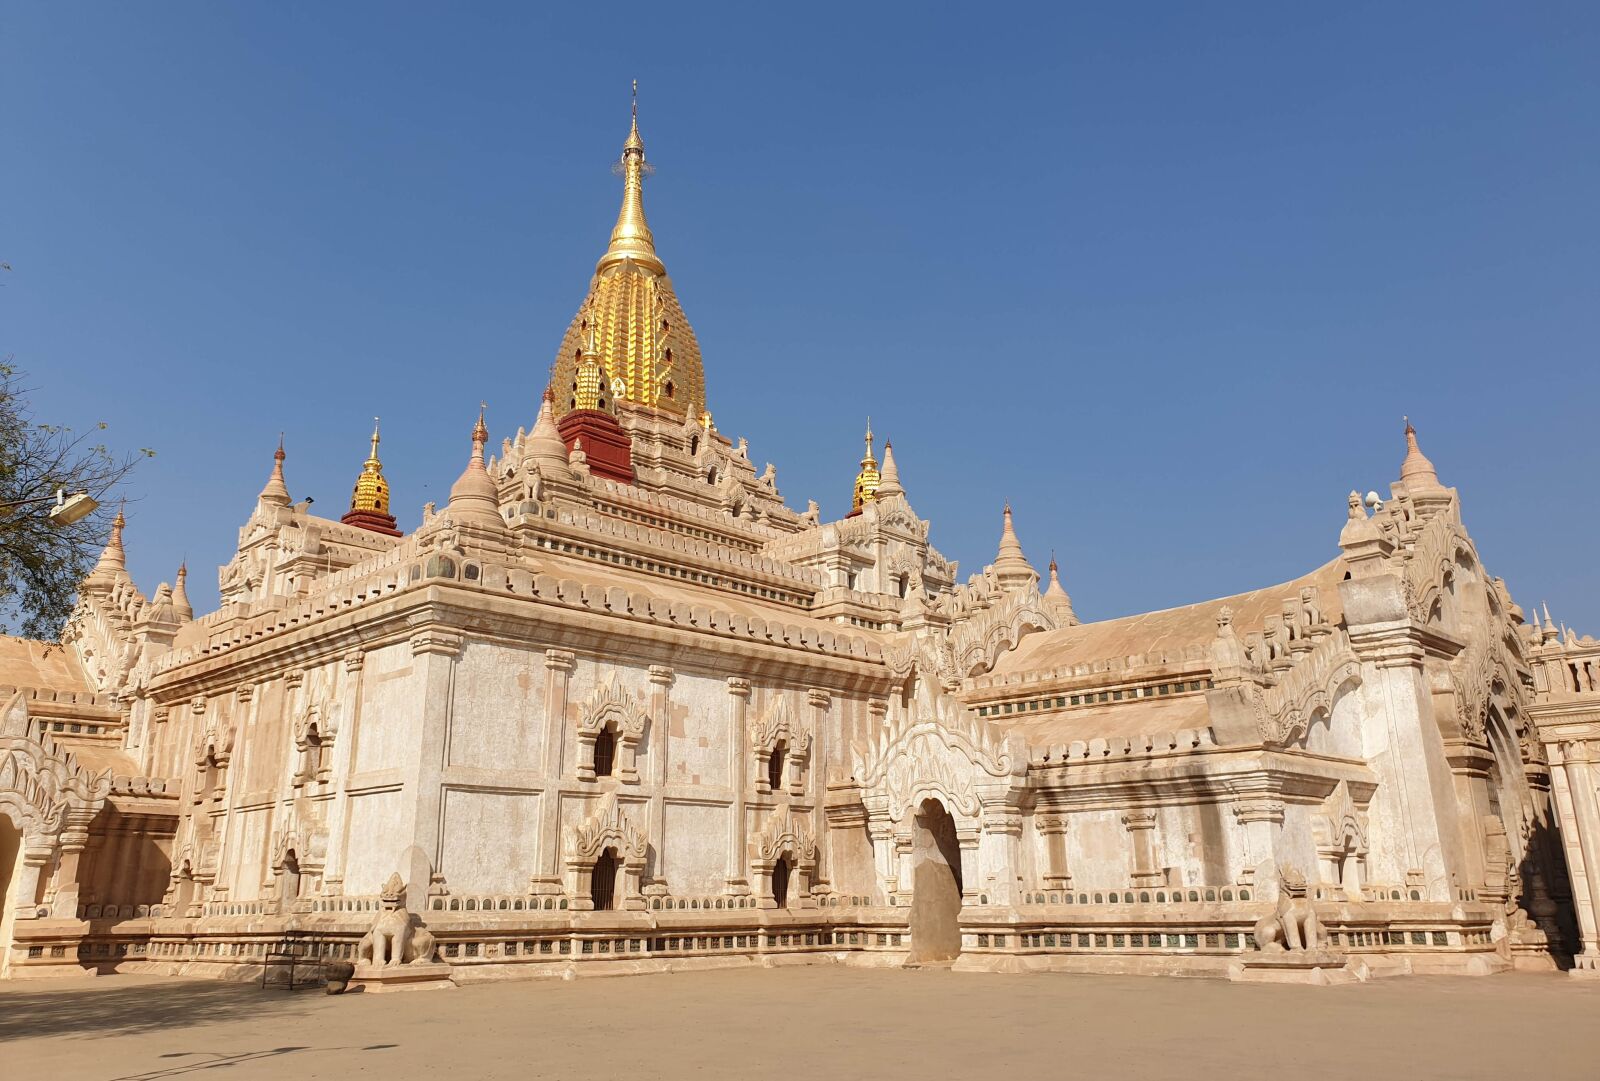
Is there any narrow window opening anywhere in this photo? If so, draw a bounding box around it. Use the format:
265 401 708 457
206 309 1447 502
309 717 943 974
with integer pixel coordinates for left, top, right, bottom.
767 741 786 792
592 848 619 911
593 727 616 778
772 857 792 909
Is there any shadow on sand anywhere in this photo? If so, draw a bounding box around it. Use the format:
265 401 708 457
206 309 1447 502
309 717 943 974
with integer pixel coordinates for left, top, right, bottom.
0 977 326 1042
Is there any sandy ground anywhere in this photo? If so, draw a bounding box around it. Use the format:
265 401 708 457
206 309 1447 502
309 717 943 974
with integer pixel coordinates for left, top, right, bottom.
2 966 1597 1081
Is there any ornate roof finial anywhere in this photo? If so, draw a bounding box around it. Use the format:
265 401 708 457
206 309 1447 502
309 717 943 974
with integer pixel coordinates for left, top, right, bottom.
1399 415 1442 492
993 503 1037 590
257 436 291 507
599 80 662 275
172 559 193 621
446 405 504 529
876 439 904 499
348 417 390 515
527 384 573 475
342 416 401 535
86 502 128 587
850 418 881 513
1043 547 1077 624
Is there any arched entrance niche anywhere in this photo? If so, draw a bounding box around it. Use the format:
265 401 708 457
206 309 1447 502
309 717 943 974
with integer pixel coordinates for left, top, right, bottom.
907 797 963 964
772 855 792 909
0 811 23 978
591 847 620 911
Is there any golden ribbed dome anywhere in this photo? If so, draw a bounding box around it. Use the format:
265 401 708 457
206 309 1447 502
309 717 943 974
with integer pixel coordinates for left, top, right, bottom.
549 94 705 420
350 420 390 514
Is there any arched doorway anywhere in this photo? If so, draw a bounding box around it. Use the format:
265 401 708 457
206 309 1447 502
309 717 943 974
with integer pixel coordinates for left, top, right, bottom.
0 813 22 979
907 797 963 964
772 856 792 909
592 847 619 911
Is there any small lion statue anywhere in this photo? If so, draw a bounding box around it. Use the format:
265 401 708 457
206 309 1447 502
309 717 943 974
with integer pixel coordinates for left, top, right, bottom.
1252 865 1322 952
357 872 438 967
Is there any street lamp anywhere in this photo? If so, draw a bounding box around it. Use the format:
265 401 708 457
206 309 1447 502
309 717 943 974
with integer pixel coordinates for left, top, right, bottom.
0 489 101 526
49 490 100 525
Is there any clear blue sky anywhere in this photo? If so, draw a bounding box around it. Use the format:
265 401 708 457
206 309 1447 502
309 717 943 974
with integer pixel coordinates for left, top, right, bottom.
5 3 1597 630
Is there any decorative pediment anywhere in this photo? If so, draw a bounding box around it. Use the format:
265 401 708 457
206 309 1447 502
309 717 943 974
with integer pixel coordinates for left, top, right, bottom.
852 690 1020 823
945 587 1057 680
748 696 811 759
578 675 648 738
569 792 649 863
753 804 817 866
1312 780 1369 855
0 691 112 845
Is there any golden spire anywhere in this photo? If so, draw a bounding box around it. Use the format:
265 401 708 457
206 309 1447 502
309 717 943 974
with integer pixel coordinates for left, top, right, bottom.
573 323 606 412
851 418 881 513
349 417 392 515
597 80 664 276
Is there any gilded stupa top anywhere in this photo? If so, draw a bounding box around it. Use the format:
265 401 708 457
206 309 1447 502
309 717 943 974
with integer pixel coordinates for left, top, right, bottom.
349 419 390 515
851 419 881 514
549 84 706 422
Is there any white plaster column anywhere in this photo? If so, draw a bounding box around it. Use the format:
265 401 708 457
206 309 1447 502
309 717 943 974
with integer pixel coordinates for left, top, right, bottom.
978 793 1024 904
894 825 915 900
11 844 52 920
1338 530 1470 900
806 688 831 894
1232 798 1285 882
47 808 97 918
1552 741 1600 971
1122 810 1163 889
318 655 364 895
404 629 462 882
862 797 896 899
531 648 574 893
956 824 981 903
725 677 751 893
1037 814 1072 889
645 665 674 892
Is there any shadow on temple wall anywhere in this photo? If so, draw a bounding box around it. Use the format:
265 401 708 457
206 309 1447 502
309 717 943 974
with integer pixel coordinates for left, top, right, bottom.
1520 814 1580 967
0 977 324 1042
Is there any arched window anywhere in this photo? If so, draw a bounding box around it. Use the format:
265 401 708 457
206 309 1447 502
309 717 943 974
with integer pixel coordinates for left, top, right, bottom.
767 740 786 793
593 728 616 778
663 379 675 399
592 848 619 911
772 857 792 909
689 434 700 456
896 573 909 599
281 850 302 901
706 466 719 486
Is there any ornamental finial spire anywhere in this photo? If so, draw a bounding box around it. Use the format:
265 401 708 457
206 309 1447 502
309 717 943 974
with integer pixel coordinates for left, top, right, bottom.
342 417 401 535
850 418 880 514
599 80 662 275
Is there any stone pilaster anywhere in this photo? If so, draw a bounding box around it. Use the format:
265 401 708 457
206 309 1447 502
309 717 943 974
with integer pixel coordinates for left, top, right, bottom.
978 793 1025 904
319 652 365 896
1037 813 1072 889
531 648 575 893
725 677 752 893
1232 797 1285 883
645 665 674 891
1552 740 1600 973
806 688 831 894
1339 548 1470 899
1122 810 1163 889
403 629 462 887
